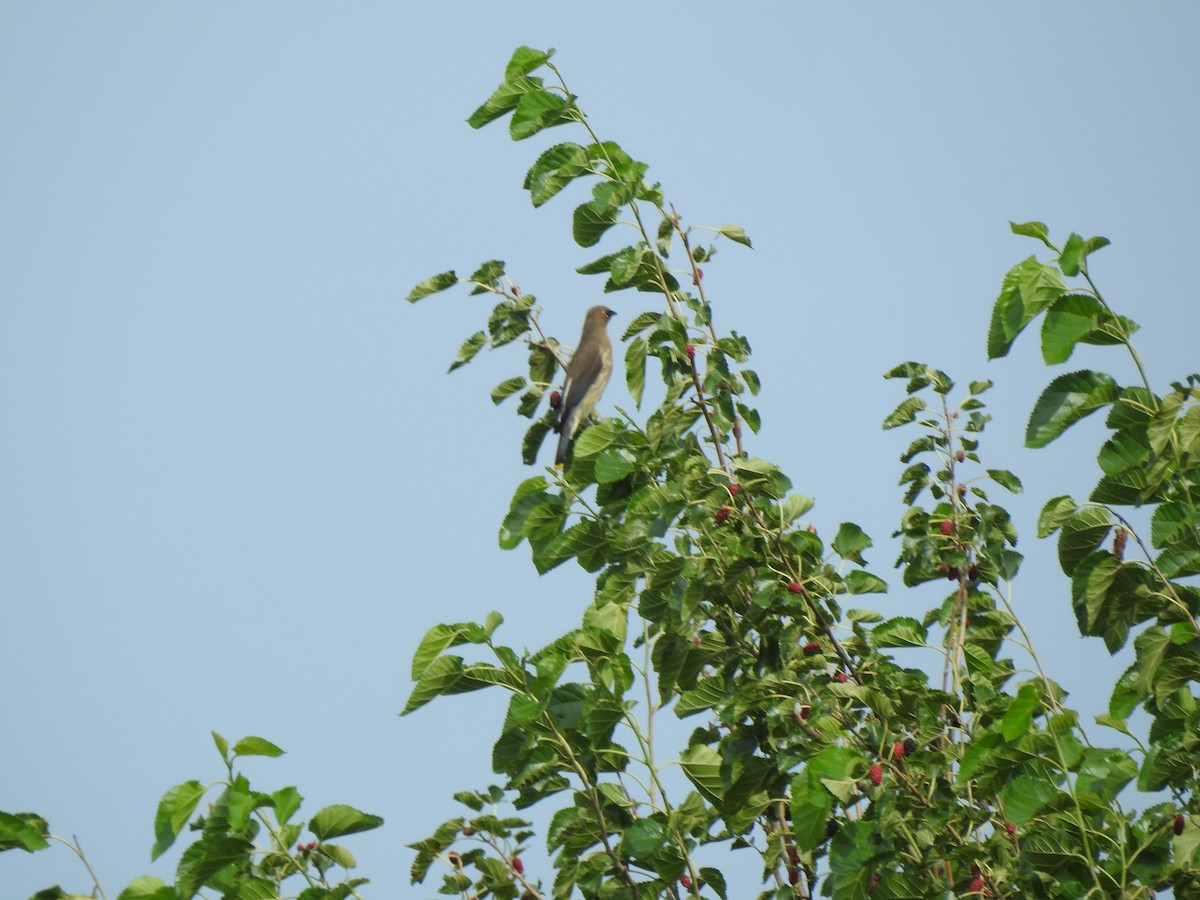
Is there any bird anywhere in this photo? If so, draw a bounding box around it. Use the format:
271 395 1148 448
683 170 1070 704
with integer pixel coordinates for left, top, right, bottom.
554 305 617 467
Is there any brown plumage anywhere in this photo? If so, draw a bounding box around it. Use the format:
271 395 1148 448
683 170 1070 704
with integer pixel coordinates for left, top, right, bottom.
554 305 617 466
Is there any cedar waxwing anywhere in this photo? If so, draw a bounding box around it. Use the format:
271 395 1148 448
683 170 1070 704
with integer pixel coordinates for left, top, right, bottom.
554 305 617 467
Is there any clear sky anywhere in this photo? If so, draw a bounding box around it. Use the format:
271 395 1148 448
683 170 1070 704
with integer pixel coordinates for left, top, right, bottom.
3 4 1198 897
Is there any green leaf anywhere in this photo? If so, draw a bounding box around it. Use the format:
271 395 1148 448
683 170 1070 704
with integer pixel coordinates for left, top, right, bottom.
410 621 492 681
1057 506 1112 575
272 787 302 825
594 448 635 484
509 88 571 141
831 522 872 564
625 335 647 407
174 836 254 897
504 46 553 79
466 259 506 294
1090 468 1154 505
448 330 488 373
1009 220 1055 249
1037 495 1077 538
987 256 1067 359
1151 500 1196 549
406 271 457 303
571 419 622 458
790 767 834 851
116 875 174 900
987 468 1023 493
843 570 888 594
1001 682 1041 740
499 477 555 549
0 811 50 852
781 493 814 524
882 396 926 429
1041 293 1138 364
1000 773 1057 824
1026 370 1120 448
309 805 384 841
1098 427 1149 475
152 780 208 860
806 745 864 804
1070 551 1121 638
1058 232 1110 277
679 744 723 806
716 224 752 248
620 817 666 857
490 376 526 405
698 867 727 900
871 617 927 648
1058 231 1085 277
521 417 554 465
467 74 540 129
232 736 284 759
524 142 591 207
572 203 619 248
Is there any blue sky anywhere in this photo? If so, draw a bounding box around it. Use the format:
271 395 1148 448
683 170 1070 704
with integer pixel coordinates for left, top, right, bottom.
3 4 1198 897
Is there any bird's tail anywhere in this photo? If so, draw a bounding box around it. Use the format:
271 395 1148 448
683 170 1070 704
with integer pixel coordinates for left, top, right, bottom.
555 423 572 467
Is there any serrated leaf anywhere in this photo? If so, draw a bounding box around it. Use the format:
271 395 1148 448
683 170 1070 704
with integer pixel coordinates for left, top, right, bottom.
115 875 174 900
594 448 635 484
1001 683 1041 740
509 88 571 141
467 74 540 130
525 142 591 206
448 331 488 373
1037 495 1078 538
466 260 506 294
625 335 647 407
781 494 814 524
490 376 526 405
1057 506 1113 575
572 203 619 248
1000 774 1057 824
736 402 761 434
1098 427 1149 475
410 621 491 681
504 46 553 80
1026 370 1120 448
406 271 457 303
152 781 208 860
882 396 925 429
309 805 384 841
1090 468 1154 505
1010 220 1054 247
175 836 254 898
843 570 888 594
0 811 50 852
871 617 927 648
620 817 666 857
1058 232 1085 277
232 736 284 758
1041 293 1137 364
521 417 553 466
716 224 752 248
988 256 1067 359
273 787 302 825
831 522 871 564
987 468 1023 493
655 217 673 256
620 310 660 339
571 419 621 458
698 867 727 900
1151 500 1196 549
